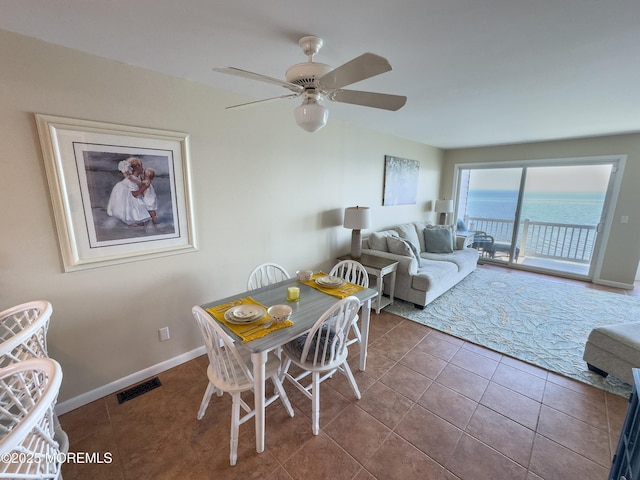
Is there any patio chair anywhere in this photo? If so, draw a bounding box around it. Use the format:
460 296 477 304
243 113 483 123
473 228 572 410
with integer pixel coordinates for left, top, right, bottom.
471 231 495 257
281 296 361 435
191 306 294 466
486 242 521 261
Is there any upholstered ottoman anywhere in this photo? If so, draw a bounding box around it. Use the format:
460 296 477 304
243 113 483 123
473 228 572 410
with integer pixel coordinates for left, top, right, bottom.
583 322 640 385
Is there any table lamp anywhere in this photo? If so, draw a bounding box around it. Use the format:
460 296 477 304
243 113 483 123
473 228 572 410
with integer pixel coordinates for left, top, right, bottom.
435 199 454 225
344 206 371 258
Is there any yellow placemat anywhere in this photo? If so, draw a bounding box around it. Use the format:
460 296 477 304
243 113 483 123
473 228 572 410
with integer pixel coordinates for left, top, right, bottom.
205 297 293 343
298 272 365 299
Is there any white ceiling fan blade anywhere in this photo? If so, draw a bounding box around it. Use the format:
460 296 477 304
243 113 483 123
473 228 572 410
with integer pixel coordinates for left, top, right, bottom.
213 67 303 94
225 93 300 109
327 89 407 111
318 53 392 90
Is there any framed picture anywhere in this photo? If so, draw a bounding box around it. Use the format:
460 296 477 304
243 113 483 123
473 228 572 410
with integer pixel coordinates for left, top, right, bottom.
36 114 197 272
382 155 419 206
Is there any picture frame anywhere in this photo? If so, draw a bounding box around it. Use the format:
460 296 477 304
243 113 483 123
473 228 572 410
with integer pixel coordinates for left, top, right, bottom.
36 114 197 272
382 155 419 206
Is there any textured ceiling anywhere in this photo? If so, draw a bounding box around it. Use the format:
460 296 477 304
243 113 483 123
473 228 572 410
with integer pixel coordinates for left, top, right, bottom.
3 0 640 148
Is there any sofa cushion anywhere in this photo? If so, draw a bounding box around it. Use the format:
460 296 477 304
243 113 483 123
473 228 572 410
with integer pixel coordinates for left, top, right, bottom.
394 223 421 254
423 225 454 253
367 230 398 252
422 248 478 272
411 259 459 292
387 237 422 266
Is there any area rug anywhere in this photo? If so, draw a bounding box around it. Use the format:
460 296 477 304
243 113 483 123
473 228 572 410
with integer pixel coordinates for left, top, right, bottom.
386 268 637 397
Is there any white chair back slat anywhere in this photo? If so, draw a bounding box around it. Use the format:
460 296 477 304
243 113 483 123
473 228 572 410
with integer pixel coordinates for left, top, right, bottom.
330 260 369 288
247 263 290 290
299 297 359 369
192 307 253 389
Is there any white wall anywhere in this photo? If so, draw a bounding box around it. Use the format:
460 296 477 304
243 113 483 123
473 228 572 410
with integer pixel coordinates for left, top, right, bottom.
0 30 443 405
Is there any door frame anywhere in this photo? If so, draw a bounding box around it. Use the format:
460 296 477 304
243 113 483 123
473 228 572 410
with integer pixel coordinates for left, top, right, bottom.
452 155 627 283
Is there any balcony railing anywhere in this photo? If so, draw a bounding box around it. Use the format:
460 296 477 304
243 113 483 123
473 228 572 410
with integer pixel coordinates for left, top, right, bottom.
465 217 598 264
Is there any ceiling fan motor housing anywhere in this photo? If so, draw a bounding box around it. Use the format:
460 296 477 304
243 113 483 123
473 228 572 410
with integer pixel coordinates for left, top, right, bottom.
285 62 333 88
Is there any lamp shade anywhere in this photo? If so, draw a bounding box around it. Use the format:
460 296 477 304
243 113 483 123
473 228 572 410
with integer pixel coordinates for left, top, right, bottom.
294 96 329 133
344 206 371 230
434 199 454 213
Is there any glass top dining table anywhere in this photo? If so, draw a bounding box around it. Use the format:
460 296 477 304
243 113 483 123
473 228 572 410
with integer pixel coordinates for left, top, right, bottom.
201 277 378 454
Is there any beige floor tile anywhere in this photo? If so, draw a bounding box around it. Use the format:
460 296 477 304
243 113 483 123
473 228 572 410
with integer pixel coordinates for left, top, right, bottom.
446 433 528 480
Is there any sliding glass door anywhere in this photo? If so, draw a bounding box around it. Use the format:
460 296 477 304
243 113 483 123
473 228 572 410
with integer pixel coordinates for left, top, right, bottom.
457 167 523 264
456 160 616 279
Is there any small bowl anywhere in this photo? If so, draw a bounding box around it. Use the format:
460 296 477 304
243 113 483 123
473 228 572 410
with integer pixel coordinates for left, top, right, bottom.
296 269 314 281
268 304 292 323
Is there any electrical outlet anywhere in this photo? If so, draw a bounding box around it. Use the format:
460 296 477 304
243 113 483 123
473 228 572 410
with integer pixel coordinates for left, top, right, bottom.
158 327 170 342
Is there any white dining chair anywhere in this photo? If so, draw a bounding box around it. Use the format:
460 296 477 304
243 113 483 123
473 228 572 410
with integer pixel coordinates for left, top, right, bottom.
247 263 290 290
0 300 69 459
191 306 294 466
329 260 369 348
0 357 63 479
282 296 361 435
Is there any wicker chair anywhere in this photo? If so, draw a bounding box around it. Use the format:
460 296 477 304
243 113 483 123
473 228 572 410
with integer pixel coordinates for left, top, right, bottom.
0 358 63 479
0 301 68 458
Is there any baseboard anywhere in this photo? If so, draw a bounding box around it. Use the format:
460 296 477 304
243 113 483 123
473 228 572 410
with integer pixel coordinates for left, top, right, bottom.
55 346 206 415
593 278 635 290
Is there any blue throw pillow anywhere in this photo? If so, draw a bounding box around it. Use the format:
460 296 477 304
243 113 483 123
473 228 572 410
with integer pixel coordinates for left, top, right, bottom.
456 219 468 232
424 226 454 253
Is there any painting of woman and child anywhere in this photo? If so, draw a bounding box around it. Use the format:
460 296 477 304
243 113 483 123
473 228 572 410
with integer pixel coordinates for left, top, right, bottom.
37 114 196 271
77 146 180 247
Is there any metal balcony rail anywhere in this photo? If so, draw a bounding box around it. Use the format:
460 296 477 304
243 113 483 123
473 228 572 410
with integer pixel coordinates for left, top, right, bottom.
466 217 598 263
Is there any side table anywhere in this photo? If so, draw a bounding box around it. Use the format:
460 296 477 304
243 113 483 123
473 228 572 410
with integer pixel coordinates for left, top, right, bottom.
456 231 475 248
337 253 398 314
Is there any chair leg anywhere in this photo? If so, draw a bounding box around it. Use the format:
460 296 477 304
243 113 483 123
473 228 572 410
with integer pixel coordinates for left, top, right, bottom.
351 316 362 344
197 382 216 420
229 392 241 466
311 371 321 435
271 374 294 417
280 356 292 382
341 361 361 399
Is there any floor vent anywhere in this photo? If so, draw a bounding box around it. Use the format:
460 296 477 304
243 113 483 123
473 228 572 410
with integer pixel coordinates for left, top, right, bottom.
116 377 162 404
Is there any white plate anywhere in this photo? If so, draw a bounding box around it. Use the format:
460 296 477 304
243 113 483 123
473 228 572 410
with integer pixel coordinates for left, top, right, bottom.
315 276 346 288
224 305 266 324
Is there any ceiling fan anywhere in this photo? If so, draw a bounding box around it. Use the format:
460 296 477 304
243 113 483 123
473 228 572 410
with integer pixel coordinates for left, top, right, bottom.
213 36 407 132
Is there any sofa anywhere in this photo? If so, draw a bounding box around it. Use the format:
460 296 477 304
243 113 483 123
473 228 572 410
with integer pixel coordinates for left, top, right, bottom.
362 221 479 308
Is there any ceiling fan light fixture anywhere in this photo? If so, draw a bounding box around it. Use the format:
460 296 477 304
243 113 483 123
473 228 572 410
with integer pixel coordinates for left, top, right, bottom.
294 94 328 133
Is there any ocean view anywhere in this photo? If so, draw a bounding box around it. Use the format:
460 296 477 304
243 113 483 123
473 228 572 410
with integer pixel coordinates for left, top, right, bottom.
465 190 605 226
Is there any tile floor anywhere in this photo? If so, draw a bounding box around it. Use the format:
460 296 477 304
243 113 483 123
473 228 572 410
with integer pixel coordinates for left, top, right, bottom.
59 268 636 480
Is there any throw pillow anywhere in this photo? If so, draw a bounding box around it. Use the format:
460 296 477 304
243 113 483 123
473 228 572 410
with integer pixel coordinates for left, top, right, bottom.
394 224 421 255
424 225 454 253
387 236 422 266
368 231 393 252
456 219 468 232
